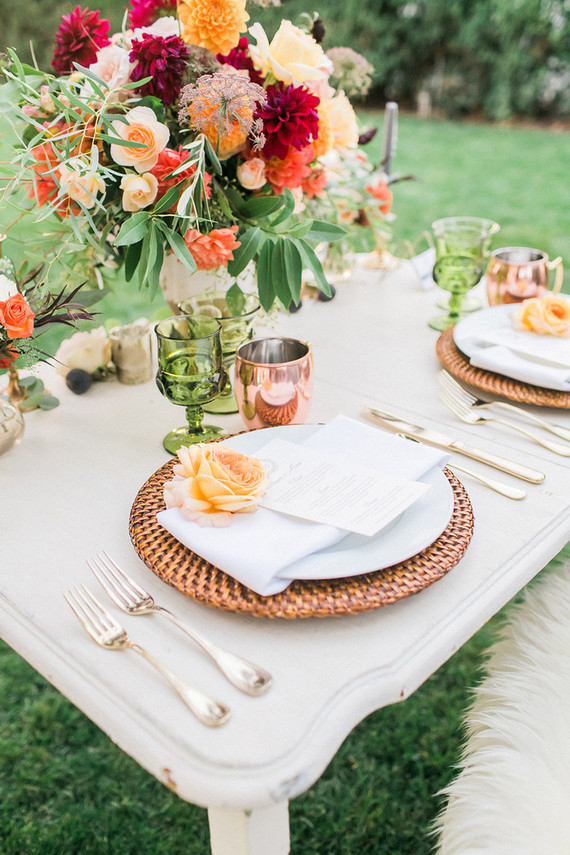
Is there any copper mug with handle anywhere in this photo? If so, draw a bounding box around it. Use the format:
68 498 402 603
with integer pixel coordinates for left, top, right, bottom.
486 246 563 306
234 337 313 429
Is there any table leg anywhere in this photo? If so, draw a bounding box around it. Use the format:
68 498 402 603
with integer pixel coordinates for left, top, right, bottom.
207 802 290 855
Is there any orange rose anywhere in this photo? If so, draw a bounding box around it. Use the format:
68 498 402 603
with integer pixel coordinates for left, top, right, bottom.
0 293 35 340
110 106 170 173
164 442 267 526
514 295 570 337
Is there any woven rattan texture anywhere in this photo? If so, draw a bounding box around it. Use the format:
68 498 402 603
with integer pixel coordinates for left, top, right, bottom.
129 457 474 619
436 327 570 409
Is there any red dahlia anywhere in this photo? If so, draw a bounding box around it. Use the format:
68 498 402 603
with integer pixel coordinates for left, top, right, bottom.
51 6 111 75
130 34 190 105
128 0 177 28
254 83 320 161
217 37 265 86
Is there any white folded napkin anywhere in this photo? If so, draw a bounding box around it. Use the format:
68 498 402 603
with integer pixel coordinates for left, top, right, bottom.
157 415 448 596
465 326 570 391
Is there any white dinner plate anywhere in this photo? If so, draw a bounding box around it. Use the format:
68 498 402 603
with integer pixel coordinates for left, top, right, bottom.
225 425 455 582
453 300 570 390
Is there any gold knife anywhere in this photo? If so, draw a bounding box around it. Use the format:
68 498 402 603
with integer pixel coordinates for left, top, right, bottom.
363 406 545 484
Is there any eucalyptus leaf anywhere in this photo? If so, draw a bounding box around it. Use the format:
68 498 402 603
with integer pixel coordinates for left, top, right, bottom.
225 283 246 316
38 395 59 410
124 242 142 282
163 229 197 274
294 238 332 298
271 240 293 307
268 189 295 226
282 239 303 304
202 135 222 176
303 220 347 245
19 376 43 392
241 195 284 221
152 183 182 214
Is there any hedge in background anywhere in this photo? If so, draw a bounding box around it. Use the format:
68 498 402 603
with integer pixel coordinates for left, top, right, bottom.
1 0 568 120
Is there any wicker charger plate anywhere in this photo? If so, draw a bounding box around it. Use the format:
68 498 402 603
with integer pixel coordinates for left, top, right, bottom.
128 455 474 619
436 326 570 409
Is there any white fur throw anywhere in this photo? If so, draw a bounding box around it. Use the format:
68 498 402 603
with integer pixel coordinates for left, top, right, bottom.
434 562 570 855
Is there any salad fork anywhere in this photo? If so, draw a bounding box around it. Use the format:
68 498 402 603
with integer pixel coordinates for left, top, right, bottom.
87 553 273 696
438 384 570 456
65 585 231 727
439 370 570 442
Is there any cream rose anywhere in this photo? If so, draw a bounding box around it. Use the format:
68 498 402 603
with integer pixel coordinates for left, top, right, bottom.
249 20 333 85
58 158 106 209
327 92 359 150
236 157 267 190
89 44 132 93
0 274 17 302
120 172 159 211
55 326 112 377
110 106 170 173
163 443 267 527
514 295 570 337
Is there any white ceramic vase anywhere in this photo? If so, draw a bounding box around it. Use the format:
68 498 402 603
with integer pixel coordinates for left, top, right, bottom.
159 253 257 313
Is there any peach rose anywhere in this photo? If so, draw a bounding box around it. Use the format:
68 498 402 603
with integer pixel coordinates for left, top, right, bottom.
326 92 359 151
236 157 267 190
0 293 35 340
110 106 170 173
249 21 333 86
58 159 106 209
163 442 267 526
120 172 158 211
514 295 570 337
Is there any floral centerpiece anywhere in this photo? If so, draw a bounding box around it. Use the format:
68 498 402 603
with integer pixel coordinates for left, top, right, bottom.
0 0 392 312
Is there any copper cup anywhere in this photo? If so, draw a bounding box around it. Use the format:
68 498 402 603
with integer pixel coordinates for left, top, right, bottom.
486 247 564 306
234 337 313 429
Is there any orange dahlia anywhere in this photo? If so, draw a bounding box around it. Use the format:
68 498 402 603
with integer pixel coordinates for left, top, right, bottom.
178 0 249 56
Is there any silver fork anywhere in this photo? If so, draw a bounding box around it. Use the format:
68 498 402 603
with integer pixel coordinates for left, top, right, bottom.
65 585 231 727
439 370 570 442
437 384 570 456
87 553 273 696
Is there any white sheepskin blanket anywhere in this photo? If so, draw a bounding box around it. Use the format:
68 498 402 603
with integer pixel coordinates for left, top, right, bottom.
434 562 570 855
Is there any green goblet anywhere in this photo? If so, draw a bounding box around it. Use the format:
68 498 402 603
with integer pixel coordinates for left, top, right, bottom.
155 315 228 454
178 292 260 415
428 255 483 331
429 216 500 327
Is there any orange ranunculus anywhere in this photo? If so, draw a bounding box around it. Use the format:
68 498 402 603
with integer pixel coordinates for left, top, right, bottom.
178 0 249 56
0 294 35 340
264 145 313 194
514 294 570 337
365 179 393 215
163 442 266 526
183 226 240 270
0 347 18 369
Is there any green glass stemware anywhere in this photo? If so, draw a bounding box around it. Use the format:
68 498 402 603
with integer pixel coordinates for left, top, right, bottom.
178 291 260 415
155 315 228 454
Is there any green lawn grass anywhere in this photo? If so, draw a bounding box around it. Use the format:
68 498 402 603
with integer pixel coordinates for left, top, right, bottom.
1 102 570 854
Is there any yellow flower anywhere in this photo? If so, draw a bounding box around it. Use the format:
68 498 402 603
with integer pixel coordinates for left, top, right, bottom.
249 20 333 86
313 92 358 158
163 443 267 527
178 0 249 56
120 172 158 212
514 295 570 337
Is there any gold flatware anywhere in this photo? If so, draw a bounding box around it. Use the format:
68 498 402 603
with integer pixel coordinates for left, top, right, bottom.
87 553 272 696
438 370 570 442
438 383 570 456
65 585 231 727
396 433 526 500
362 405 545 483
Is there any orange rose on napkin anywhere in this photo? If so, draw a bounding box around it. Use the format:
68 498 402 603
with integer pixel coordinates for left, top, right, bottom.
163 443 267 527
514 294 570 337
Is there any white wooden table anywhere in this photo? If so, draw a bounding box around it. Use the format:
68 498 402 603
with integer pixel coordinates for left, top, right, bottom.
2 262 569 855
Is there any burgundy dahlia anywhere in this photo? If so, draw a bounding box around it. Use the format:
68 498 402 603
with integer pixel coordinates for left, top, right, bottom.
128 0 177 29
217 37 265 86
130 34 190 106
254 83 320 161
51 6 111 75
